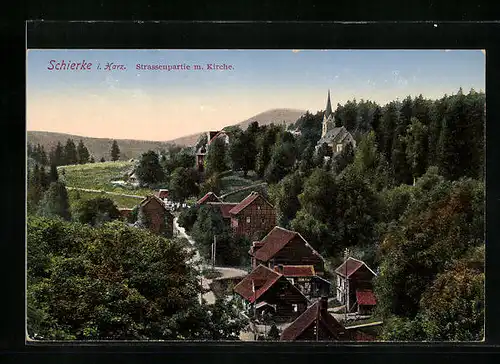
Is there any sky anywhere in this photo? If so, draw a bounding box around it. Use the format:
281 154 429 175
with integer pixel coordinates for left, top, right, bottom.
27 49 485 141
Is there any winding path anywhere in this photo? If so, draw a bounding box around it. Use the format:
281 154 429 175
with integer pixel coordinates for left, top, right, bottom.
173 217 247 304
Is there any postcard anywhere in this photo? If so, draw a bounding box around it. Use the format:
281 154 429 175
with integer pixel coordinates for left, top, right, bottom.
26 49 485 342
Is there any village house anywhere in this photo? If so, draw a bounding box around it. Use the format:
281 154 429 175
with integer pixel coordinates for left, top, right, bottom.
196 191 223 205
118 208 133 220
316 90 356 156
136 195 174 238
233 264 309 323
196 130 230 173
228 191 276 240
249 226 325 275
280 297 347 341
273 265 331 298
335 257 377 314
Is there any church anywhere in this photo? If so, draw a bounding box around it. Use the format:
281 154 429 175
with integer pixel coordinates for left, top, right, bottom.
316 90 356 155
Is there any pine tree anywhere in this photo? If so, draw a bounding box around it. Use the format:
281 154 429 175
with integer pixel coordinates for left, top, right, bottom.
100 157 106 163
76 140 90 164
136 151 165 186
37 181 71 220
64 139 78 165
27 164 44 212
205 137 228 177
50 142 65 166
111 140 120 161
405 117 429 179
49 164 59 183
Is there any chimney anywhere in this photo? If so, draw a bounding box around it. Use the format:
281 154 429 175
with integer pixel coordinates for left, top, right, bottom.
319 296 328 312
277 264 284 274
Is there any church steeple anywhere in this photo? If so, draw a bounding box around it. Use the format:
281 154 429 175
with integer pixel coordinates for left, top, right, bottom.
322 90 333 138
325 89 333 119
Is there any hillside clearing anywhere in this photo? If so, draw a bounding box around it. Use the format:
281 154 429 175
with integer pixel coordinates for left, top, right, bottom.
59 161 158 197
67 189 142 209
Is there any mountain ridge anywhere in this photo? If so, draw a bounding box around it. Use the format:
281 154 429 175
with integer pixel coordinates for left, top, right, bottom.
27 108 307 160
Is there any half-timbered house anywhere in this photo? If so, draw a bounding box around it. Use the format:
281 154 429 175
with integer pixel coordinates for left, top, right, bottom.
228 192 276 240
335 257 377 313
233 264 309 323
137 195 174 238
250 226 325 275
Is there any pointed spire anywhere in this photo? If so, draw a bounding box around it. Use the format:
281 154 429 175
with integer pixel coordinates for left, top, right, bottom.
325 89 333 118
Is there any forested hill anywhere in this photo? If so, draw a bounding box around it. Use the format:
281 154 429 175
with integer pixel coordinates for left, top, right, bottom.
27 131 173 162
166 108 306 146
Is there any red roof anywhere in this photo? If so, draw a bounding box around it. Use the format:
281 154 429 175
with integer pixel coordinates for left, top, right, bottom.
229 191 272 215
252 227 299 262
196 192 221 205
335 257 376 278
233 265 282 303
356 289 377 306
157 189 169 199
206 202 238 219
274 265 315 277
280 299 346 341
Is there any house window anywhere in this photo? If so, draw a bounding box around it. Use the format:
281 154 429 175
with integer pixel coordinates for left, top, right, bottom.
293 304 298 312
261 218 265 224
246 216 251 224
257 205 261 210
336 144 343 153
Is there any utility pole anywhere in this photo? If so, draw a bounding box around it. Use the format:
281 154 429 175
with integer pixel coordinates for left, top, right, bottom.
212 235 217 268
344 248 350 325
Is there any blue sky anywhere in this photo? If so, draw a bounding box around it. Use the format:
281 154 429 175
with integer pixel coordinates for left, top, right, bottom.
27 49 485 141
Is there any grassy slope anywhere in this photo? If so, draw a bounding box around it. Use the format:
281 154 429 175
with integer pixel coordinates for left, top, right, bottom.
67 189 142 209
59 161 158 201
219 171 267 203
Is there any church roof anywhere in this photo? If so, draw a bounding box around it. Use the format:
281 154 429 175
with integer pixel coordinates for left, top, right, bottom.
317 126 355 147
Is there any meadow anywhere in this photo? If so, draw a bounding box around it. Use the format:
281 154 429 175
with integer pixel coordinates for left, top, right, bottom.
59 161 158 197
67 189 143 210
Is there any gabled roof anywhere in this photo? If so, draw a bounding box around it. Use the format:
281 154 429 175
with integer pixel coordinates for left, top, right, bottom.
196 192 222 205
280 299 346 341
206 202 239 219
233 265 282 303
228 191 274 215
253 226 324 263
317 126 356 147
139 195 174 216
356 289 377 306
274 265 315 277
335 257 377 278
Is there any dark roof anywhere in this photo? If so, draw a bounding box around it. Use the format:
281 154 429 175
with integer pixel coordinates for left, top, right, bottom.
317 126 356 147
253 226 323 263
206 202 239 219
356 289 377 306
280 300 346 341
229 191 273 215
274 265 316 277
196 192 222 205
335 257 376 278
233 265 282 303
